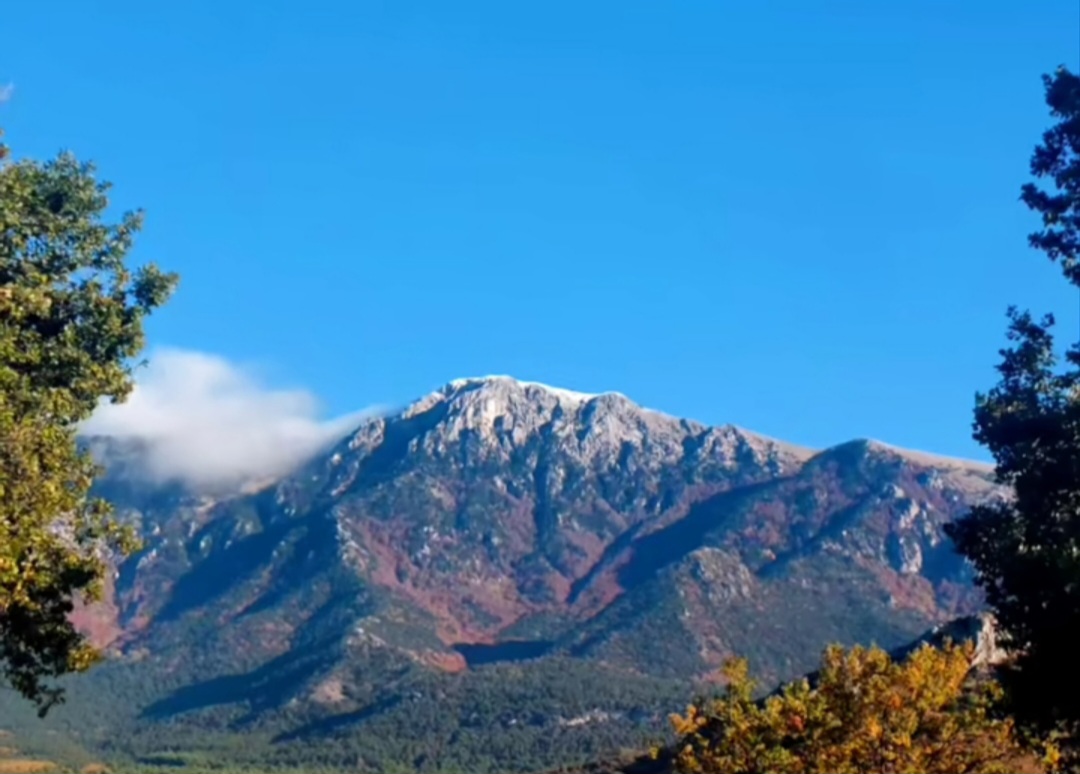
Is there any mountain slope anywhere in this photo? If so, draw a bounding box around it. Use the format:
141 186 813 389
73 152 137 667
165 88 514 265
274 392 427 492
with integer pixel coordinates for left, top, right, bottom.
0 376 1001 772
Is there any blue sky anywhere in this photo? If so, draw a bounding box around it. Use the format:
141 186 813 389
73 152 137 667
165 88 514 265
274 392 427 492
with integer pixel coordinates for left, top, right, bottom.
2 1 1078 461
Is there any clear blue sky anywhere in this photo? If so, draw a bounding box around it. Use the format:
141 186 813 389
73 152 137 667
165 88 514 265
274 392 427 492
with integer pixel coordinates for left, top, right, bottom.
2 1 1078 461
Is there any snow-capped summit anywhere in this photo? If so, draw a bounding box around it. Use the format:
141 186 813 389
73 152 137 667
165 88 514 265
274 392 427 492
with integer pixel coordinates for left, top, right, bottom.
443 375 607 406
400 374 622 425
333 373 812 495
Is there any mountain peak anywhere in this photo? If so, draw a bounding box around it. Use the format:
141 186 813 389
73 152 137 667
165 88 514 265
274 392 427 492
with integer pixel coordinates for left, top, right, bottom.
860 438 994 472
354 375 822 479
386 374 693 459
394 374 644 428
441 375 620 407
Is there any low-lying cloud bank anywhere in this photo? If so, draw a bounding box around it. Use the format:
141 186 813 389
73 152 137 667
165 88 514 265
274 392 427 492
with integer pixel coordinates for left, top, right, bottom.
82 348 375 489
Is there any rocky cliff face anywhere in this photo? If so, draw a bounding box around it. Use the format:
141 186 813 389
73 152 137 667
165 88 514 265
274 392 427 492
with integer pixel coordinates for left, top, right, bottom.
74 375 1000 737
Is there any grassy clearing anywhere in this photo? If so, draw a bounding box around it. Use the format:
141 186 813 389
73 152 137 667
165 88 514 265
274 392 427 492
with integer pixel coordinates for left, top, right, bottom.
0 759 57 774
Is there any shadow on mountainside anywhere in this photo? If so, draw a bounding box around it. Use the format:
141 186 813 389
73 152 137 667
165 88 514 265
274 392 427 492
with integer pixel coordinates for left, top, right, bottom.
566 482 773 608
141 644 339 720
613 482 772 589
272 696 404 743
142 591 369 721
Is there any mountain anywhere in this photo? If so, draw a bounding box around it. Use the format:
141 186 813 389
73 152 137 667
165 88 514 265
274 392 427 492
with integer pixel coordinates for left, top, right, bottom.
0 376 1002 773
557 613 1009 774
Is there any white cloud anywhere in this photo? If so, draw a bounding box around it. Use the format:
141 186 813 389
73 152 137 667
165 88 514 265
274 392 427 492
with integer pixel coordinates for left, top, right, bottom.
82 348 377 489
0 83 13 103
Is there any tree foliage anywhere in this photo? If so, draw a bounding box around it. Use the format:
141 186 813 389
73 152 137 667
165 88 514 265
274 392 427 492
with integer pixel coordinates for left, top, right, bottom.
943 66 1080 759
0 129 177 714
667 642 1040 774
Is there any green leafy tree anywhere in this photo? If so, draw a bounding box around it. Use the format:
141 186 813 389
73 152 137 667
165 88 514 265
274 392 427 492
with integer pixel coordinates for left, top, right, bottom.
0 129 177 714
943 66 1080 759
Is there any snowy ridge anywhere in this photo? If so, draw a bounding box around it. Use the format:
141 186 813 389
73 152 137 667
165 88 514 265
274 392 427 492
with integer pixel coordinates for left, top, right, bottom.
862 438 993 471
446 375 605 406
343 374 820 487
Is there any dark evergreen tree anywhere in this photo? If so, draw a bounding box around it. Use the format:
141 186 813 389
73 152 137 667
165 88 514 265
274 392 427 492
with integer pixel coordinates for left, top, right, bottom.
945 66 1080 761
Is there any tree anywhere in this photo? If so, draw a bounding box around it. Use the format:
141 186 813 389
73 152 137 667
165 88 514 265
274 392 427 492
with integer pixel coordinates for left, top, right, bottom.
666 642 1042 774
943 66 1080 761
0 129 177 714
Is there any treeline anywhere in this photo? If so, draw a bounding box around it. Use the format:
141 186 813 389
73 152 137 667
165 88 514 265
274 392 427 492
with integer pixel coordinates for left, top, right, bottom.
0 656 688 773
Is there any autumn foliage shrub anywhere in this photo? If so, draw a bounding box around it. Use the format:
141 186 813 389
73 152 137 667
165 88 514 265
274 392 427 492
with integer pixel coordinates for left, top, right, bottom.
666 642 1052 774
